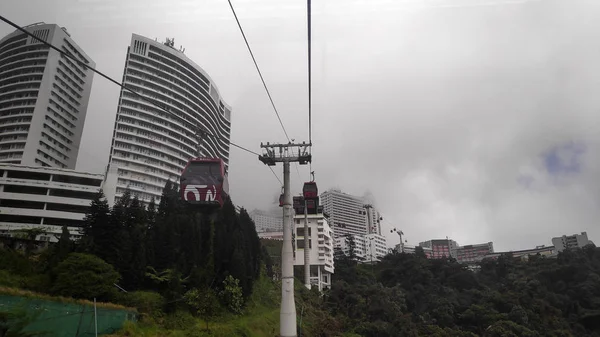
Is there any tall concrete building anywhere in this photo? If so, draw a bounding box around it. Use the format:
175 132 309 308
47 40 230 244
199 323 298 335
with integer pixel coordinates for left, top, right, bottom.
0 22 95 169
552 232 591 252
321 189 382 239
107 35 232 205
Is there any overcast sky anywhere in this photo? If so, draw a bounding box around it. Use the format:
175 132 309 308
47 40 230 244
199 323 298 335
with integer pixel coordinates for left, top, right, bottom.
2 0 599 251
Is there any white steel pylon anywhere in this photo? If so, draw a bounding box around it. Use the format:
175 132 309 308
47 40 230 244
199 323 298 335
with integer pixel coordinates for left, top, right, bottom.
259 141 311 337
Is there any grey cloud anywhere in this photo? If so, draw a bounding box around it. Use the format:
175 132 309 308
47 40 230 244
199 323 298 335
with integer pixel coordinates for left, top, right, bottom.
2 0 599 251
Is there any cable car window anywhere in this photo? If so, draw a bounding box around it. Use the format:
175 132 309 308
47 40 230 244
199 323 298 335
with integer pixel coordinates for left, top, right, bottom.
185 163 220 176
182 162 221 185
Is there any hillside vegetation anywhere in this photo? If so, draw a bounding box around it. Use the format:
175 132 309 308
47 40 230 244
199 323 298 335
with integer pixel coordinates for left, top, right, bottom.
0 180 599 336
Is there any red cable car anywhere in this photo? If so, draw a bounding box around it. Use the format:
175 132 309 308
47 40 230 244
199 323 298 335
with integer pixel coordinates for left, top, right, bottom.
302 180 319 214
179 157 229 207
302 181 318 199
279 187 285 207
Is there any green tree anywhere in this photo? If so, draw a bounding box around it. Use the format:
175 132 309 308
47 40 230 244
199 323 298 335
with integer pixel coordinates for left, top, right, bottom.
50 253 120 301
415 246 427 258
79 190 112 257
145 198 157 269
13 227 47 256
55 225 72 260
184 287 221 331
219 275 243 314
120 196 147 289
345 233 358 262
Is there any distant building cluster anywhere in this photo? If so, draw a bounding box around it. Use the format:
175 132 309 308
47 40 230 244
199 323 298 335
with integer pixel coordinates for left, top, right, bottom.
253 189 389 264
394 232 594 266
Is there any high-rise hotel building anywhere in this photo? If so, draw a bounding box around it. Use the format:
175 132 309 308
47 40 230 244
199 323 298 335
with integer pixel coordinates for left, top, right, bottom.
0 22 95 169
107 35 232 205
321 189 383 239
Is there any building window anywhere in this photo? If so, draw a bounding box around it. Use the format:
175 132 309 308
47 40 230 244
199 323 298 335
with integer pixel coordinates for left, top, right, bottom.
297 227 312 237
297 239 312 249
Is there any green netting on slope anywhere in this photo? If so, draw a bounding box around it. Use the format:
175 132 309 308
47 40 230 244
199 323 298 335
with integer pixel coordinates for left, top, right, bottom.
0 295 138 336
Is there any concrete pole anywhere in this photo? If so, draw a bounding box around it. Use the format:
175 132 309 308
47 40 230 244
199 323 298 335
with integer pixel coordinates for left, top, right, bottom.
94 298 98 337
400 232 404 253
304 199 311 289
281 160 297 337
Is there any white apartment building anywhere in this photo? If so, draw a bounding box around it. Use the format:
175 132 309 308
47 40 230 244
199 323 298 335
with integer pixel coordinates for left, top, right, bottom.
335 233 388 263
249 209 282 233
293 213 334 291
0 163 117 242
107 35 232 205
0 22 95 169
552 232 591 253
321 189 382 239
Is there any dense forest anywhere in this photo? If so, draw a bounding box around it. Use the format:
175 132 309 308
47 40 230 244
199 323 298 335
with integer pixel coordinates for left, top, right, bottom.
0 180 600 336
297 241 600 336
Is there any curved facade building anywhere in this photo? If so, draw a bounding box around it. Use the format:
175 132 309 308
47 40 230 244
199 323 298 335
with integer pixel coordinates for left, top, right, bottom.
0 22 95 169
108 35 232 204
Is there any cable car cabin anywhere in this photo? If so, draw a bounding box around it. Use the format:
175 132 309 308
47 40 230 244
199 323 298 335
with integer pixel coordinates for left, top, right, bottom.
180 158 229 207
303 181 318 199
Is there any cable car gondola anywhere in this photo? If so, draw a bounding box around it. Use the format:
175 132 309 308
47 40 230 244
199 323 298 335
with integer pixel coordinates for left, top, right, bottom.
302 175 319 214
302 181 318 199
279 187 285 207
180 157 229 208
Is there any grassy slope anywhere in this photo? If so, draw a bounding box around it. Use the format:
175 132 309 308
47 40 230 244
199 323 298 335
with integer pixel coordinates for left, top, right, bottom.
0 285 135 311
110 275 282 337
0 263 282 336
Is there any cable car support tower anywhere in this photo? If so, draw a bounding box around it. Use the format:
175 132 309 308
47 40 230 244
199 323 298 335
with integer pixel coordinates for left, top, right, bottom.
259 141 311 337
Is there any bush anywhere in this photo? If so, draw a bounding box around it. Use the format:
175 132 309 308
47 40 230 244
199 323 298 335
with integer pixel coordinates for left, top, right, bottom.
50 253 120 301
219 275 243 315
0 250 33 276
162 310 196 330
122 291 164 316
184 287 223 330
0 270 25 288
